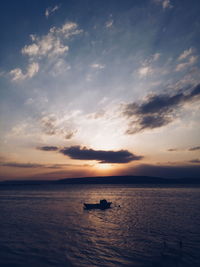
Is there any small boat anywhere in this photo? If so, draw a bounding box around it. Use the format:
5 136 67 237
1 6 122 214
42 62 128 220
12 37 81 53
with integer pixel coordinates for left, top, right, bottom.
84 199 112 210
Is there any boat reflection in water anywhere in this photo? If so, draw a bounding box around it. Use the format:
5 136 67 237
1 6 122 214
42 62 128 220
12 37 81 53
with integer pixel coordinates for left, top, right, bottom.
84 199 112 210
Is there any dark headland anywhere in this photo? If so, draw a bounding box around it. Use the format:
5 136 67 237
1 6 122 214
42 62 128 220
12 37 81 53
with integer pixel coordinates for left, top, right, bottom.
0 175 200 186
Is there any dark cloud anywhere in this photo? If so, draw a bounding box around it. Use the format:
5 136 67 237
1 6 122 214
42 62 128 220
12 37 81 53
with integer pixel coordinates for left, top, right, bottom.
189 159 200 164
168 148 178 152
0 161 71 169
60 146 143 163
45 163 83 169
189 146 200 151
37 146 59 151
124 163 200 179
65 130 76 140
189 83 200 97
123 83 200 134
0 162 43 168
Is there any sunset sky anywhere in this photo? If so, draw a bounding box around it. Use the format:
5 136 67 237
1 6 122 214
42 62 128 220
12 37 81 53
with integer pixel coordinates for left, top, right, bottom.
0 0 200 180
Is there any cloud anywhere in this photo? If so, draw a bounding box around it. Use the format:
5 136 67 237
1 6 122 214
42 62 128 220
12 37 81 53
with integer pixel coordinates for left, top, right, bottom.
60 146 143 163
37 146 59 151
168 146 200 152
162 0 172 9
10 68 24 81
152 53 161 61
22 33 69 58
20 22 82 64
178 48 194 61
0 162 43 168
40 114 58 135
10 21 82 81
40 114 77 139
123 83 200 134
105 19 113 28
138 66 153 78
125 163 200 178
65 131 76 140
26 62 40 77
189 159 200 164
50 59 71 76
176 48 198 71
176 55 198 72
45 5 60 18
90 63 105 69
10 62 39 81
154 0 173 10
137 53 160 78
189 146 200 151
0 160 74 169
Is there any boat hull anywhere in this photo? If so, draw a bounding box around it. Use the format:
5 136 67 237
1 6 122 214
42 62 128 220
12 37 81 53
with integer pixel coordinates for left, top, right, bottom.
84 202 112 210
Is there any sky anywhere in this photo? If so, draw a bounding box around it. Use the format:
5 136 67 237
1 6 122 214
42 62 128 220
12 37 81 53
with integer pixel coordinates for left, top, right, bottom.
0 0 200 180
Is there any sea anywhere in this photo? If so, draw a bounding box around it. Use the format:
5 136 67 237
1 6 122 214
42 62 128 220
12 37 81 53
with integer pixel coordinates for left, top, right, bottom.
0 184 200 267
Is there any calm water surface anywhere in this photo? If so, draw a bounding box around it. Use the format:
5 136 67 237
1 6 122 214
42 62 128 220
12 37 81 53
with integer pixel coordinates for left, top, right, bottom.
0 184 200 266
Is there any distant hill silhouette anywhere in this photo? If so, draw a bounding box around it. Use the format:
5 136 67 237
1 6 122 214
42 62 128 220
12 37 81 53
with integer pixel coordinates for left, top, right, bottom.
57 175 200 184
0 175 200 186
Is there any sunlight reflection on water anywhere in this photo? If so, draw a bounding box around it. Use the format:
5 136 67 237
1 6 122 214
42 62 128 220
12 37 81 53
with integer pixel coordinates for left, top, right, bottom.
0 184 200 266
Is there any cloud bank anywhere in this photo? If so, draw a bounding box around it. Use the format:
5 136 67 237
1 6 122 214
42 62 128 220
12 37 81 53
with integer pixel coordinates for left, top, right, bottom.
126 163 200 179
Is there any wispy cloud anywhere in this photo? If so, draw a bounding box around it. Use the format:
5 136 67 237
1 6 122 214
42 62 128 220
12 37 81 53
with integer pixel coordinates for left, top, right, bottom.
138 66 153 78
37 146 59 151
10 62 39 81
50 59 71 76
176 56 198 72
154 0 173 10
168 148 178 152
137 53 161 78
22 22 82 59
176 48 198 72
168 146 200 152
0 162 43 168
90 63 105 70
178 48 194 61
40 113 77 139
189 159 200 164
189 146 200 151
45 5 60 18
105 19 113 28
152 53 161 61
0 161 72 169
7 111 78 143
162 0 173 9
10 21 82 81
40 114 77 140
21 31 69 58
